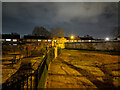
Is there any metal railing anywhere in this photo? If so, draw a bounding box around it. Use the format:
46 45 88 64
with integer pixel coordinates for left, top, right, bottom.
2 47 60 89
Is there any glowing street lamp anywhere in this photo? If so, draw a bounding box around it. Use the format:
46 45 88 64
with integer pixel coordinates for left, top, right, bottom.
70 35 74 39
105 37 110 41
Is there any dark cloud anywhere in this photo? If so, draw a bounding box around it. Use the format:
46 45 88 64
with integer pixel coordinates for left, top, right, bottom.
0 2 2 34
2 2 118 38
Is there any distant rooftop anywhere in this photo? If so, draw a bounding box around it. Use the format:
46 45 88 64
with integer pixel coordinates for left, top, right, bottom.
2 33 20 39
23 35 49 39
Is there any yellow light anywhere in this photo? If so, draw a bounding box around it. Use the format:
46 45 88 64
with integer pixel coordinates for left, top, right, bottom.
70 35 74 39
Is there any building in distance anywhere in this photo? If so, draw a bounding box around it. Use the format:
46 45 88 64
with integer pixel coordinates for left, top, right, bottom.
2 33 20 44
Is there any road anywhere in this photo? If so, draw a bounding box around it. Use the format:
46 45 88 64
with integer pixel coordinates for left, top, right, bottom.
45 49 120 88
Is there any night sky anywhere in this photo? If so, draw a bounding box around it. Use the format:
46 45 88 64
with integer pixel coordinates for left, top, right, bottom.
2 2 118 38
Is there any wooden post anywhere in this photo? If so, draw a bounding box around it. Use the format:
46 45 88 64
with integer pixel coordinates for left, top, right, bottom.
52 41 54 47
29 44 31 57
54 47 57 58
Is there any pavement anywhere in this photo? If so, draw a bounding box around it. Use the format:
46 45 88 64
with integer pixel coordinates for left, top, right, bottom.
45 49 120 88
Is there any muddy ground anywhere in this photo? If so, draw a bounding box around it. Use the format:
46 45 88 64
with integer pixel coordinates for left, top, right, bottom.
45 49 120 88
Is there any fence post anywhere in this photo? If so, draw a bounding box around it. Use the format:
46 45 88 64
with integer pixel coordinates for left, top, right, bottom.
35 72 38 90
54 46 57 58
30 75 32 90
27 75 28 90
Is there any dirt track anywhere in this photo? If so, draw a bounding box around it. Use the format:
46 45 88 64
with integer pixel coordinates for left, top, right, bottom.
45 49 120 88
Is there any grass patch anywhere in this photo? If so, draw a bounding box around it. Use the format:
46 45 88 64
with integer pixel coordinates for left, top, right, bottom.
65 48 120 56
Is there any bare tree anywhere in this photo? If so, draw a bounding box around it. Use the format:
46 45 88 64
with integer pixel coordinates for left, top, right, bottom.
50 28 65 38
84 35 94 39
32 26 50 37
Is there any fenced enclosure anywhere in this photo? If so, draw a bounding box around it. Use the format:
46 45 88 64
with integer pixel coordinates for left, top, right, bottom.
2 47 61 89
2 44 48 68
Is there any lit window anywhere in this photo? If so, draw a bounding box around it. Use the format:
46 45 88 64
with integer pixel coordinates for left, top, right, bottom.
70 40 73 42
74 40 77 42
38 39 41 41
44 40 47 42
13 39 17 42
6 39 11 41
13 44 17 45
0 39 2 42
78 40 81 42
3 39 5 41
67 40 69 42
27 39 30 41
32 39 37 42
53 40 56 42
48 39 51 42
88 40 91 42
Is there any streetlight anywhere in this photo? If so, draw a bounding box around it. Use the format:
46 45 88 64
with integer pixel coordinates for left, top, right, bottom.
70 35 74 39
105 37 110 41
